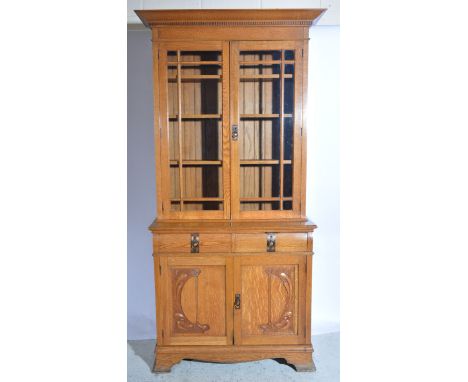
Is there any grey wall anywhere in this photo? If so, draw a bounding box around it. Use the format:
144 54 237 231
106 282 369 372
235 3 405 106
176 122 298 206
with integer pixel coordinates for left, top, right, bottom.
127 29 156 339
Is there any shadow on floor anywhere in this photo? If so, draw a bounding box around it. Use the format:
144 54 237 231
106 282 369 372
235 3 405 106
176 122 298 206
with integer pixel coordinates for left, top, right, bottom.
126 340 297 372
128 332 340 382
128 339 156 371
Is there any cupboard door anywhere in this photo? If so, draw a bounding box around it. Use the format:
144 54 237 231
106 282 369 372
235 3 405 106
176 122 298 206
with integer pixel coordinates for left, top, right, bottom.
233 255 307 345
161 256 233 345
230 41 304 219
158 41 231 219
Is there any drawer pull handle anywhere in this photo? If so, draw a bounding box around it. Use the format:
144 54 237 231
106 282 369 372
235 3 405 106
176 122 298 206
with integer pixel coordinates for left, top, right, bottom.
191 233 199 253
266 233 276 252
234 293 241 309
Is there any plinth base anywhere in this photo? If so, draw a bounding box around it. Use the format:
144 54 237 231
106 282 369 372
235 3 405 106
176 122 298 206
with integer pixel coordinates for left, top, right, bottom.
153 344 316 373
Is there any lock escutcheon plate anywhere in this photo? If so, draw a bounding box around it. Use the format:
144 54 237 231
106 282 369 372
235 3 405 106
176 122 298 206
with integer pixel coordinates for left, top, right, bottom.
232 124 238 141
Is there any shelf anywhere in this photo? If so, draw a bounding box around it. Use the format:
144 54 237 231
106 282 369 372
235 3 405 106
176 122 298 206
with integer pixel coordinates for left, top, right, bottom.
240 197 293 202
239 60 295 65
170 198 223 202
240 114 293 119
240 74 293 80
168 75 222 80
170 160 222 166
240 160 292 165
170 159 290 166
167 61 222 66
169 114 221 119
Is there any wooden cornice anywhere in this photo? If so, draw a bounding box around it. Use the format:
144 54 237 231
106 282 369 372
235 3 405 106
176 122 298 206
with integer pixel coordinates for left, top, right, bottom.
135 9 326 29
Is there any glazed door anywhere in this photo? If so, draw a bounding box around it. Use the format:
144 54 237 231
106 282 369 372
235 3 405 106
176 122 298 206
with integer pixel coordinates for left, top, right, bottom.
230 41 304 219
160 256 233 345
233 255 307 345
158 41 230 219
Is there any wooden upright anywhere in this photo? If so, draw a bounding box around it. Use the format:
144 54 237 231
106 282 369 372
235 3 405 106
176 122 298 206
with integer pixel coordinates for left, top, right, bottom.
135 8 325 372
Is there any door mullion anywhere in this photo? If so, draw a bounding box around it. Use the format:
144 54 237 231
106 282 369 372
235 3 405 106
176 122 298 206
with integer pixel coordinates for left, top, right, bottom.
222 41 231 219
229 41 240 219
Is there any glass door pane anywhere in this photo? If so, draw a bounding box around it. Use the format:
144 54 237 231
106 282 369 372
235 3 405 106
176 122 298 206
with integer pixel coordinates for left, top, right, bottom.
232 43 300 217
162 46 227 217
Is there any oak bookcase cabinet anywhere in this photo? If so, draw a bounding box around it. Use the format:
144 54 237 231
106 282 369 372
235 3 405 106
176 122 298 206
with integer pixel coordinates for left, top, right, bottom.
135 8 324 373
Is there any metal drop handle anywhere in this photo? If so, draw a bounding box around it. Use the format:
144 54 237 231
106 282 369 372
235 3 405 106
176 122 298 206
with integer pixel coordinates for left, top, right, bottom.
191 233 199 253
266 233 276 252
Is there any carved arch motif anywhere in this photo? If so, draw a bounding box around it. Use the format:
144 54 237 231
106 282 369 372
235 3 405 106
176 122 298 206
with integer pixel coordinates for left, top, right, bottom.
260 267 295 333
172 268 210 333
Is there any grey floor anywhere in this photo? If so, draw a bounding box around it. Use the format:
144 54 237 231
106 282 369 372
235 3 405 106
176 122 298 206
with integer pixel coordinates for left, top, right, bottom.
128 332 339 382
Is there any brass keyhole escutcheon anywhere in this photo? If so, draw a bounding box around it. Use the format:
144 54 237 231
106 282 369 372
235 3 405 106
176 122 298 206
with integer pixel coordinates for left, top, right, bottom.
234 293 241 309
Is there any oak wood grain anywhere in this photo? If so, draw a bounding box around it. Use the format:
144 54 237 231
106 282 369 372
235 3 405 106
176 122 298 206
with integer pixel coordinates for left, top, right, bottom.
138 8 321 374
234 255 307 345
156 233 232 253
150 219 317 233
162 256 232 346
136 9 325 28
233 233 308 253
153 344 314 373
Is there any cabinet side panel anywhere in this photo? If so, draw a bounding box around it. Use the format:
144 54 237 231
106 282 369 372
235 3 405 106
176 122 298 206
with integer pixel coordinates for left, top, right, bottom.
152 42 163 216
300 40 309 217
154 255 167 345
306 253 312 344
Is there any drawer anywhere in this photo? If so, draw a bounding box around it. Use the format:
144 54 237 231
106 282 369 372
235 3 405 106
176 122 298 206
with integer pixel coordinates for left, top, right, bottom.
155 233 231 253
233 233 308 253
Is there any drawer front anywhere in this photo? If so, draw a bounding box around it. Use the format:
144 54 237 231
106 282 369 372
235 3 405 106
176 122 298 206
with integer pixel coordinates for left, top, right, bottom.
233 233 308 253
156 234 231 253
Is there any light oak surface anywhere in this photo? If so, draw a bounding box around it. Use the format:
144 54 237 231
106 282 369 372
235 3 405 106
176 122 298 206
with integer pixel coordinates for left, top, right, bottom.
150 24 312 220
150 220 317 233
233 233 308 253
153 344 315 373
135 8 322 374
156 233 232 253
161 256 233 346
135 9 325 28
234 255 307 345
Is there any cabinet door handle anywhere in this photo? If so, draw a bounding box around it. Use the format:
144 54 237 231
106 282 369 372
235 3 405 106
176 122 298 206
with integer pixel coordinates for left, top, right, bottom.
232 124 238 141
234 293 241 309
191 233 199 253
266 233 276 252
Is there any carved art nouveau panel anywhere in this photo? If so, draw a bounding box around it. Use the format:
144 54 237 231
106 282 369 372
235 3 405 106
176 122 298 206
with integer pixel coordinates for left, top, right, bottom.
234 255 307 345
162 256 233 346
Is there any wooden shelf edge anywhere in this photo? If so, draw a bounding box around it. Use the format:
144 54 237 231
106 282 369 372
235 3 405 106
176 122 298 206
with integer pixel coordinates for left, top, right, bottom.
148 218 318 233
